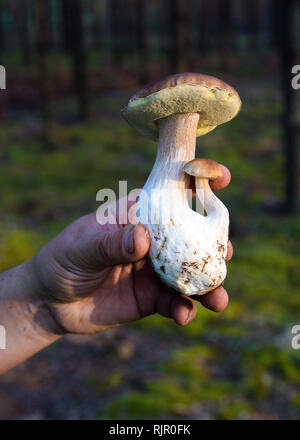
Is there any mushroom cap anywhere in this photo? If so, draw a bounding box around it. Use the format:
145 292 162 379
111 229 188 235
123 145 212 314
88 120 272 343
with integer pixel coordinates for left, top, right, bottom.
121 72 242 141
184 158 223 180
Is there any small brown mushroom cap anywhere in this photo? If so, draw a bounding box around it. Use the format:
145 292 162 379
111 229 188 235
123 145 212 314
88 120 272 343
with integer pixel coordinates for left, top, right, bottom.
183 158 223 180
121 72 241 141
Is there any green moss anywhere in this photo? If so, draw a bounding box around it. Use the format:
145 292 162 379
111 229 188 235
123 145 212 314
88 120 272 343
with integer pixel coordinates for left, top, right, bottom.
92 372 125 394
217 399 253 420
100 392 169 419
161 345 216 381
0 227 44 271
291 396 300 409
242 344 300 396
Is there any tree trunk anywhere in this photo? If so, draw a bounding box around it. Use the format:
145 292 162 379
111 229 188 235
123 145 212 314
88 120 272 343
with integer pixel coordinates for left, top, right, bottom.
168 0 188 73
197 0 206 53
244 0 261 51
270 0 281 49
61 0 89 120
167 0 177 72
109 0 125 68
61 0 70 51
36 0 53 148
218 0 232 71
260 0 272 49
278 0 299 213
11 0 32 63
90 0 102 48
136 0 148 83
0 0 4 55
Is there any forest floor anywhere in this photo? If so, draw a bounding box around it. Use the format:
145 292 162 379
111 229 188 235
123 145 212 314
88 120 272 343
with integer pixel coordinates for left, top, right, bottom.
0 77 300 419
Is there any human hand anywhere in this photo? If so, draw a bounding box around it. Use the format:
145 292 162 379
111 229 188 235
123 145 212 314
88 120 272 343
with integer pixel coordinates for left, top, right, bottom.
30 163 233 336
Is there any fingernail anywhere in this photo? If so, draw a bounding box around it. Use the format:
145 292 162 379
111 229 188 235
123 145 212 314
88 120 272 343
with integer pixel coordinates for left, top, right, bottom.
124 226 135 254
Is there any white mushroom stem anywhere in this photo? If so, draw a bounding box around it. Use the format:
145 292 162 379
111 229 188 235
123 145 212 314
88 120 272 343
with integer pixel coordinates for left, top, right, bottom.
138 112 229 295
194 177 229 256
144 112 199 207
195 178 227 222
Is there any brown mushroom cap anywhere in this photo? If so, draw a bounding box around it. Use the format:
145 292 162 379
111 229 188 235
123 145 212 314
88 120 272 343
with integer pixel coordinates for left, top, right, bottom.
183 158 223 180
121 72 242 141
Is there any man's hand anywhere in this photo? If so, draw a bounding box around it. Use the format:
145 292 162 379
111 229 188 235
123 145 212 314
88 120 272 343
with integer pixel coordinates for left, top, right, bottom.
0 161 232 374
30 163 232 335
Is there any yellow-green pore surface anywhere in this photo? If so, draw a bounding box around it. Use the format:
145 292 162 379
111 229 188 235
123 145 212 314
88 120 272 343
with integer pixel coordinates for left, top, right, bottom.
121 84 242 141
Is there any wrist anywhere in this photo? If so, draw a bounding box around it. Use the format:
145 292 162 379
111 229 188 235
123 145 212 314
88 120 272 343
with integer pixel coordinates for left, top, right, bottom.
20 260 66 338
0 262 63 374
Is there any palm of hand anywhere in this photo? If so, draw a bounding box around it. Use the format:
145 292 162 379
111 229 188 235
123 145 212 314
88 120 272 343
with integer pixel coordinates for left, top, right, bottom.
33 211 182 334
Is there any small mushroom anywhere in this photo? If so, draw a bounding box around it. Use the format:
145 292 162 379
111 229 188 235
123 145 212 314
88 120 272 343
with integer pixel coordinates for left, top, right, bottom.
121 72 241 295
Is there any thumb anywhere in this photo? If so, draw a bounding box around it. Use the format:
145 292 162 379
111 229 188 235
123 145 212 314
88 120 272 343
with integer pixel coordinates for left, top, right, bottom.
95 224 150 268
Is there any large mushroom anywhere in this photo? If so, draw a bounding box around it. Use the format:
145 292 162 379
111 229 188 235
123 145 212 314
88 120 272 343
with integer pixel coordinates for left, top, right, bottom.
121 73 241 295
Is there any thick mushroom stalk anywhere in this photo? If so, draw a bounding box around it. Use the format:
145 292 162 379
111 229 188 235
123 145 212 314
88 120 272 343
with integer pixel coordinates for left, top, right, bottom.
141 112 200 209
138 124 229 295
121 72 241 295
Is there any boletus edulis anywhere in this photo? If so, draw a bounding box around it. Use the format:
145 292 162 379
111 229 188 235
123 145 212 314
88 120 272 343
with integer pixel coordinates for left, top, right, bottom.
121 72 241 296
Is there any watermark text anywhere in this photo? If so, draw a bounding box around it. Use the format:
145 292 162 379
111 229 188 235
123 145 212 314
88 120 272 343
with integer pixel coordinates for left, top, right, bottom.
291 325 300 349
292 65 300 90
0 325 6 350
0 65 6 90
96 181 206 226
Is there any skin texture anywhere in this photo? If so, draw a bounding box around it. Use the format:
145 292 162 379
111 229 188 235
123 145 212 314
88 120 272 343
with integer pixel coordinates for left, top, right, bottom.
0 161 232 374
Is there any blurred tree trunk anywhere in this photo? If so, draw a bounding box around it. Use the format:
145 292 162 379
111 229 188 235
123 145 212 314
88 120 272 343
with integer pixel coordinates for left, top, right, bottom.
61 0 89 120
168 0 188 72
167 0 177 72
90 0 102 48
36 0 53 148
110 0 135 70
198 0 220 55
109 0 124 68
218 0 232 71
135 0 148 83
233 0 254 54
260 0 272 49
46 0 55 52
61 0 70 51
0 1 4 55
175 0 188 72
245 0 261 51
198 0 208 54
270 0 281 49
278 0 299 213
12 0 32 63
